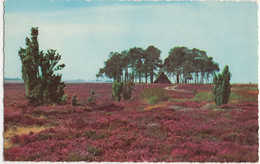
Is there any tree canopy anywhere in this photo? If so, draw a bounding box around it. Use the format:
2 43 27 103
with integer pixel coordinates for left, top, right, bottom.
97 45 162 83
97 46 219 84
164 47 219 83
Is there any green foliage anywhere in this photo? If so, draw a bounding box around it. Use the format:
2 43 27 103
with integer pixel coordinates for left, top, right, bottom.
238 86 258 91
122 82 134 100
18 27 65 105
88 97 92 103
145 46 162 83
140 87 169 104
97 52 123 82
164 47 188 83
192 91 214 102
61 94 68 102
148 96 159 104
164 47 219 84
229 92 258 103
127 47 146 83
72 95 78 106
88 90 96 104
97 46 219 84
97 45 162 83
112 82 123 101
212 65 231 106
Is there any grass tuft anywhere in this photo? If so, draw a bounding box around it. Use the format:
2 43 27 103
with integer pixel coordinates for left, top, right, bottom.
229 92 258 103
140 87 169 104
192 91 214 102
148 96 159 104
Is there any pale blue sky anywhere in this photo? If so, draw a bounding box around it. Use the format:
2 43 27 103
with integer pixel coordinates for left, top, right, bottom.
4 0 258 83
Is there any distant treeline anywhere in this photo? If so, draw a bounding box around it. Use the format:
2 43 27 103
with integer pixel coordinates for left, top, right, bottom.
97 46 219 84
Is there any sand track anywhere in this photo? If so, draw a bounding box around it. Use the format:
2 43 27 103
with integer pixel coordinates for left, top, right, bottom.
164 85 188 92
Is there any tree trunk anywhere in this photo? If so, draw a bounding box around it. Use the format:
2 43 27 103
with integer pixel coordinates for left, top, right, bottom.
195 73 198 84
201 73 204 84
145 72 148 83
124 68 128 82
150 71 154 83
176 73 180 84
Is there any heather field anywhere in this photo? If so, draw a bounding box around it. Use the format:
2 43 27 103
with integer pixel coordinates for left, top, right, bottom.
3 83 259 162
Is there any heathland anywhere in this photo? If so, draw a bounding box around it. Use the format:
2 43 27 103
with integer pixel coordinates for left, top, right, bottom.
4 82 258 162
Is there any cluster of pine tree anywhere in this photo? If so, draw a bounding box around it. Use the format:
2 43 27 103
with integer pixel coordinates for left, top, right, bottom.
97 46 162 83
164 47 219 84
97 46 219 84
19 27 65 105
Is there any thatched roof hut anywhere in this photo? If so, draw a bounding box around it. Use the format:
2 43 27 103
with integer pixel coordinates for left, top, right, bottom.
154 72 171 83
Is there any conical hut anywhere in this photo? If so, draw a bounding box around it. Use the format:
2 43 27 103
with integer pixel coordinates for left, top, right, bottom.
153 72 171 83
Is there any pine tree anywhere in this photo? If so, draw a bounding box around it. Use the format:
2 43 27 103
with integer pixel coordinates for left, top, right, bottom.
19 27 65 105
212 65 231 106
112 82 123 101
18 27 40 98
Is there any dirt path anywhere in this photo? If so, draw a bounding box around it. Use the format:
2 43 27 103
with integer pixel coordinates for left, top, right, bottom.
164 85 179 91
164 85 188 92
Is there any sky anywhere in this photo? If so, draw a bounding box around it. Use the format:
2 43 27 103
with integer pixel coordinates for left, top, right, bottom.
4 0 258 83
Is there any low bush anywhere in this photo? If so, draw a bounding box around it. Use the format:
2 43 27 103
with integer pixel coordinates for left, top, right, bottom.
140 87 169 104
148 96 159 104
122 82 134 100
212 65 231 106
72 95 78 106
112 82 123 102
61 94 68 103
192 92 214 102
88 90 96 104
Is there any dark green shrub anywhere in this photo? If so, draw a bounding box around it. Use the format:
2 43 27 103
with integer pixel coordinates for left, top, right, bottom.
72 95 78 106
61 94 68 102
88 90 96 104
88 97 92 103
212 65 231 106
112 82 123 101
122 82 134 100
91 90 95 95
18 27 65 105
